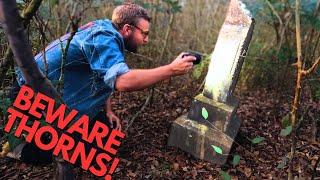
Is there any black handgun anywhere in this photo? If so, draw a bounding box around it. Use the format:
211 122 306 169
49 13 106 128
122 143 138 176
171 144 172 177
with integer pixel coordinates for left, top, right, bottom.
182 51 202 65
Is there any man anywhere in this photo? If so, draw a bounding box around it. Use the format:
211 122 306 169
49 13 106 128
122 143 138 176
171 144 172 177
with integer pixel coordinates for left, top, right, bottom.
12 3 195 178
15 3 195 129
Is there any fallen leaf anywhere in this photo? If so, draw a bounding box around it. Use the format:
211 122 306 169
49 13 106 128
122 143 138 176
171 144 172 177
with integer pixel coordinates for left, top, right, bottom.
182 167 188 171
152 160 159 167
202 107 209 120
211 145 223 154
244 167 252 177
280 125 292 137
172 163 179 171
191 169 197 178
220 171 231 180
251 136 265 144
232 155 240 167
128 170 137 178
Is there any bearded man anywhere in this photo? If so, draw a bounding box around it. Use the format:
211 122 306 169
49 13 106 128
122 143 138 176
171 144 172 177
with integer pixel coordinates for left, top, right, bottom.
12 3 195 179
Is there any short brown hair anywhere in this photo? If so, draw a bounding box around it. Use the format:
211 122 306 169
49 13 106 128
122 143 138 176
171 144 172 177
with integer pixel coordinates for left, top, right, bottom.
112 3 151 30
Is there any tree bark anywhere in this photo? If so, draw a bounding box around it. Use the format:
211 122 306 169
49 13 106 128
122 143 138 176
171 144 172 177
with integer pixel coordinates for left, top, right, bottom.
288 1 302 179
289 0 320 179
0 0 43 83
0 1 73 179
0 0 61 100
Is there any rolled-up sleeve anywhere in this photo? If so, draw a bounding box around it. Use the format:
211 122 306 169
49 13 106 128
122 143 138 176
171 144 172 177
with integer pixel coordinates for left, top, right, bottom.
81 29 129 90
103 62 129 90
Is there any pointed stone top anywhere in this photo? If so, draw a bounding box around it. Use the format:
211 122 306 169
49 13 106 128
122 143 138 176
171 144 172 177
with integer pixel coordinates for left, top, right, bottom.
225 0 253 26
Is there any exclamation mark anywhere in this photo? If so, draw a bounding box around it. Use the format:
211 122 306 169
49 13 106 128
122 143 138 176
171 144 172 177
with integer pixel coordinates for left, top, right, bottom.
105 158 120 180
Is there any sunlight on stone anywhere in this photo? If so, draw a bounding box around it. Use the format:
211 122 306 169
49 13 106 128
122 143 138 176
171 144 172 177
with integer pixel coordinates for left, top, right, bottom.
204 0 253 103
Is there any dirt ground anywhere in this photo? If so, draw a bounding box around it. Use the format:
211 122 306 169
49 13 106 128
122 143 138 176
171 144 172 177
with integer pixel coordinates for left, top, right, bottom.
0 77 319 179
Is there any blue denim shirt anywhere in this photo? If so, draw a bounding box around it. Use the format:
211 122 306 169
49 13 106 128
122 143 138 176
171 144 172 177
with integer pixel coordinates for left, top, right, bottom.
16 19 130 118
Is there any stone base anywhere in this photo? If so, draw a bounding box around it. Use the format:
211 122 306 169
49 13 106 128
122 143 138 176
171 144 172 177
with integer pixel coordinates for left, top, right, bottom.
167 114 240 165
188 94 239 137
167 94 241 165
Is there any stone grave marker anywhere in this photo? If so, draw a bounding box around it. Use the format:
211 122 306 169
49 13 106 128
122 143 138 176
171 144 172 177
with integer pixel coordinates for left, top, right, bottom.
168 0 254 164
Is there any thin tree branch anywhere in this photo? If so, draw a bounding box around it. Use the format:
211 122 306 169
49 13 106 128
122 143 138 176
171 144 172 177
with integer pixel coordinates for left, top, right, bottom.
289 0 303 179
311 32 320 61
125 89 153 132
295 2 302 63
266 0 283 26
302 56 320 76
277 12 292 55
161 13 175 64
0 0 62 104
125 50 154 62
57 4 80 93
21 0 42 26
34 14 56 40
312 156 320 180
314 0 320 17
0 0 43 81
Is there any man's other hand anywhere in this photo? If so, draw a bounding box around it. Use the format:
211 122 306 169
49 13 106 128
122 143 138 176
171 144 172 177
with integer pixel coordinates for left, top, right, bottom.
106 111 122 131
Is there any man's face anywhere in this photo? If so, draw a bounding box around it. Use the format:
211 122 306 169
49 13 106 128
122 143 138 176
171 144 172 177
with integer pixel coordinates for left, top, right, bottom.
124 18 149 53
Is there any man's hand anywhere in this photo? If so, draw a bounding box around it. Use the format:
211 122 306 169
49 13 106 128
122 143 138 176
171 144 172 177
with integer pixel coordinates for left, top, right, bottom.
168 52 196 76
106 111 122 131
105 97 122 131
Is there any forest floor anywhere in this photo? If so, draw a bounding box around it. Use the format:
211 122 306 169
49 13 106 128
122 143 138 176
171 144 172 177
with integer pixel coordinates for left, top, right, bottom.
0 77 319 179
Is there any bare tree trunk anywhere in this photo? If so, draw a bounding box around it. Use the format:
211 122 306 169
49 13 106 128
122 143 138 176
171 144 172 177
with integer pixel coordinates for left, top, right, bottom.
0 1 73 179
0 0 43 83
0 0 61 100
161 13 175 65
288 0 320 179
288 1 303 179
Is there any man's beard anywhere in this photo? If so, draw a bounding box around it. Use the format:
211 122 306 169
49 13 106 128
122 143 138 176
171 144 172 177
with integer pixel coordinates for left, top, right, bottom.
124 35 138 53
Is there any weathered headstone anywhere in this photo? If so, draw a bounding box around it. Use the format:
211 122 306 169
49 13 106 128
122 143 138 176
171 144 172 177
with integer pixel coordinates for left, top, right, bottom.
168 0 254 164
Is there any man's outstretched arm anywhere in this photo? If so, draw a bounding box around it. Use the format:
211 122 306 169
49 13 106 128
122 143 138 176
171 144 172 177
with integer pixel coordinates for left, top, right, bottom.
115 53 195 91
